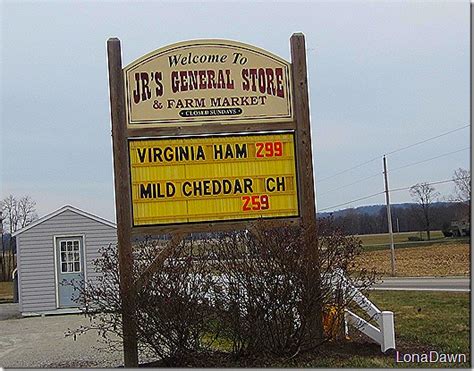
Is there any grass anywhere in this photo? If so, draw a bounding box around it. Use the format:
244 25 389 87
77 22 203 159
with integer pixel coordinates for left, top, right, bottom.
355 242 470 277
148 291 470 368
309 290 470 368
356 231 471 253
363 290 471 368
361 237 470 252
357 231 445 246
368 291 470 356
0 281 13 303
298 290 470 367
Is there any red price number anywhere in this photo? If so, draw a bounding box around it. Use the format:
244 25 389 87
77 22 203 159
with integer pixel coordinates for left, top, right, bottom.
242 194 270 211
255 141 283 158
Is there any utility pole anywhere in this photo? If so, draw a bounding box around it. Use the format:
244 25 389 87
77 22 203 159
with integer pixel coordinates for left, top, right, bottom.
0 212 3 281
383 155 396 276
0 211 3 251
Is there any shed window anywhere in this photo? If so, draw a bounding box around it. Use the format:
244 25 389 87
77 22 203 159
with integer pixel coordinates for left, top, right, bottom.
60 240 81 273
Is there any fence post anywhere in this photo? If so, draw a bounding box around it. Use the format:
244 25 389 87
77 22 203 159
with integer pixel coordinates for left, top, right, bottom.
380 311 396 352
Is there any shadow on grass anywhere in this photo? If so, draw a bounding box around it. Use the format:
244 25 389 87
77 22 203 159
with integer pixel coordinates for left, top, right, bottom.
140 335 469 368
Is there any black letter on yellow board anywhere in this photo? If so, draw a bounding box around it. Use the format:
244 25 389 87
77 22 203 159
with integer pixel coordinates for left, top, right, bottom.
223 179 232 194
225 144 233 159
234 179 243 194
214 145 223 160
193 181 203 196
196 146 205 160
140 184 152 198
137 148 147 163
266 177 275 192
212 180 222 194
243 178 253 193
166 182 176 197
235 143 247 158
276 177 285 191
183 182 192 196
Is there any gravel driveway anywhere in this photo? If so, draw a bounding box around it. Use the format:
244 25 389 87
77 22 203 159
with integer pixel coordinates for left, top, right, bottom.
0 309 124 368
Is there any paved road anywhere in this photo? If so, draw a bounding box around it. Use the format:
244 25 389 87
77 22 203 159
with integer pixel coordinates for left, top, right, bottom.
373 276 470 292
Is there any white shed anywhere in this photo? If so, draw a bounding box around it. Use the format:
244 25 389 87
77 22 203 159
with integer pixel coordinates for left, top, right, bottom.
13 205 117 316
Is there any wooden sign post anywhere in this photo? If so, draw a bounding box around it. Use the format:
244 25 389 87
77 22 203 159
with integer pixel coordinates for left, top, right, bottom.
107 34 321 367
290 33 322 340
107 38 138 367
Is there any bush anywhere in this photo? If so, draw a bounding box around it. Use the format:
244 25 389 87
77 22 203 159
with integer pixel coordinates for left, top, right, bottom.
67 218 375 365
67 238 218 363
203 220 374 357
208 226 308 356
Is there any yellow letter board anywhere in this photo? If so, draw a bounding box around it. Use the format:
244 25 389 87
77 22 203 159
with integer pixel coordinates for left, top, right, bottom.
129 132 299 226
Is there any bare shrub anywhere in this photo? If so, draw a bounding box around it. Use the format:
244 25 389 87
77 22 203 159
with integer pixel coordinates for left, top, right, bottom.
67 237 217 364
67 219 375 364
208 226 305 356
318 217 377 340
208 219 375 357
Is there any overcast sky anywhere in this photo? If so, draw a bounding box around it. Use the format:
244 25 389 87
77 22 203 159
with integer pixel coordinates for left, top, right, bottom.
1 0 470 222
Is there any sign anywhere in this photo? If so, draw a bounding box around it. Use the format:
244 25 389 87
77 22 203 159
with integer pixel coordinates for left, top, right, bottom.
108 35 319 367
123 40 293 127
129 132 299 226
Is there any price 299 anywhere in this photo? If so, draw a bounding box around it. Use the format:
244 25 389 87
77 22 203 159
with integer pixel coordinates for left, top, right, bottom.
255 141 283 158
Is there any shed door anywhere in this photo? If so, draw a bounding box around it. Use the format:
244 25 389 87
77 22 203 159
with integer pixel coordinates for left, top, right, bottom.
56 237 85 308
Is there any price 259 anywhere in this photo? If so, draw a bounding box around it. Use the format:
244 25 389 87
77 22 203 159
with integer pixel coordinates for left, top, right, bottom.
242 194 270 211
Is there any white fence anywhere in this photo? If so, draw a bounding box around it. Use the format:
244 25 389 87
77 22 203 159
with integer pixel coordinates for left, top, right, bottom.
327 269 395 352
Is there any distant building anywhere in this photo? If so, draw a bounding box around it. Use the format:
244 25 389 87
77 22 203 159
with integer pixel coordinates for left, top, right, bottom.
13 205 116 316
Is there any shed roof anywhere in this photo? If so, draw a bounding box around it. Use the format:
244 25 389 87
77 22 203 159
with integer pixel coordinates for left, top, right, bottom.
12 205 116 236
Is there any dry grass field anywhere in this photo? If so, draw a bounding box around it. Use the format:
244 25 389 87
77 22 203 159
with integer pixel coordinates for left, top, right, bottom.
357 230 445 246
355 241 470 277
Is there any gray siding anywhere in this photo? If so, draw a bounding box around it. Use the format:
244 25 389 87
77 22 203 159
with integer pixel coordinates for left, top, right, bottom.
18 209 116 314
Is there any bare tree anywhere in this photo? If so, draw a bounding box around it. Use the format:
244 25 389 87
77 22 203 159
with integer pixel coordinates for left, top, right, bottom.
452 168 471 202
451 168 470 219
409 183 439 240
0 195 38 280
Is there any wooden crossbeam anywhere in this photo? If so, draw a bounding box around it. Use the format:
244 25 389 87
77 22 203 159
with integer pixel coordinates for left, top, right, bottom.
134 232 187 290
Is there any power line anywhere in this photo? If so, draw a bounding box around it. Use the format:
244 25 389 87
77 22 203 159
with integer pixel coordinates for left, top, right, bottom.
389 176 470 193
390 147 470 173
385 124 470 156
317 156 380 183
318 172 381 196
317 176 470 212
316 124 469 183
318 191 385 212
318 147 468 196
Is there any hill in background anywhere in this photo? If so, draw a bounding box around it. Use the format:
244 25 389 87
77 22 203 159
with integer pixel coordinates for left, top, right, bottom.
317 201 467 235
317 202 454 218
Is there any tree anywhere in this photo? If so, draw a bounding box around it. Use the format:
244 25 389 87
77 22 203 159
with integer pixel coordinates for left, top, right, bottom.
0 195 38 280
452 168 471 203
451 168 470 219
409 183 439 240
